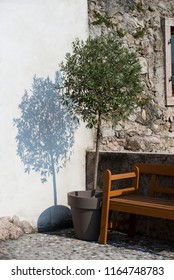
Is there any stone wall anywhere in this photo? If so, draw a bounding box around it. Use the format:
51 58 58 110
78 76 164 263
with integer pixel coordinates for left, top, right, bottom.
88 0 174 153
86 151 174 190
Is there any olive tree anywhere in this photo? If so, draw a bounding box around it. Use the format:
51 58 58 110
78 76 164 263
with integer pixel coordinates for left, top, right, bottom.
60 35 144 191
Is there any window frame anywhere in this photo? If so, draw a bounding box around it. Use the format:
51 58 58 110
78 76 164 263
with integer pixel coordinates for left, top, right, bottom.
164 17 174 106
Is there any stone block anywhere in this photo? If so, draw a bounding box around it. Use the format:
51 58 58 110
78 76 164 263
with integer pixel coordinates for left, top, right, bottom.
0 217 23 241
0 216 35 241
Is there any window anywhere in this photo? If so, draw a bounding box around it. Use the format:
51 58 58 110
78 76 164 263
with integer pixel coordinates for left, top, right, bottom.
164 18 174 106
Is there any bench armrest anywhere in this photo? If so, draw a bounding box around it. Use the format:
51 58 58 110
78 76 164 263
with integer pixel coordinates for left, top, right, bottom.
103 166 139 198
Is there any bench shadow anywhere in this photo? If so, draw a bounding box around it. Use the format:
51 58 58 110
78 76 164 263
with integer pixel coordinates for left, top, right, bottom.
107 230 174 256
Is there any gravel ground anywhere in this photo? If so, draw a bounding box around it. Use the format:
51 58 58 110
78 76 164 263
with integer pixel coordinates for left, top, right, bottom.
0 228 174 260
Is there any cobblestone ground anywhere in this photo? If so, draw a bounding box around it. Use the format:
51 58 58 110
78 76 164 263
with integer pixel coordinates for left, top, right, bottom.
0 229 174 260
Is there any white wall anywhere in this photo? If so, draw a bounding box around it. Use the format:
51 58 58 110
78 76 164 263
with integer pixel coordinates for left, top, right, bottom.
0 0 93 225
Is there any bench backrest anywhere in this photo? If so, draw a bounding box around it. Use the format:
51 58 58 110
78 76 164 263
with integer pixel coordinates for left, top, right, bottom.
134 164 174 196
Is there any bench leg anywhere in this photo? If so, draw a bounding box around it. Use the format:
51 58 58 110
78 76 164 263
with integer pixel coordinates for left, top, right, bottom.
99 207 110 245
128 214 136 237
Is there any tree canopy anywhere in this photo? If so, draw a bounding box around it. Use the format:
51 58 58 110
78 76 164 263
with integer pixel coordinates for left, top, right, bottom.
60 35 144 190
60 35 143 128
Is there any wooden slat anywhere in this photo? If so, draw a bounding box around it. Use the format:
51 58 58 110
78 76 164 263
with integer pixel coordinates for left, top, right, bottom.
110 195 174 219
110 195 174 208
136 163 174 196
110 171 136 181
109 187 137 197
109 201 174 220
153 186 174 195
135 163 174 176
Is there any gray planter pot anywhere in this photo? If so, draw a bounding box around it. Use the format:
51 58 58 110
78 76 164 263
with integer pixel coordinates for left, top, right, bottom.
68 190 102 241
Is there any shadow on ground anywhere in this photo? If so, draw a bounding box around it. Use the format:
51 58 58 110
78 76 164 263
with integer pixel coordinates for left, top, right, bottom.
42 228 174 257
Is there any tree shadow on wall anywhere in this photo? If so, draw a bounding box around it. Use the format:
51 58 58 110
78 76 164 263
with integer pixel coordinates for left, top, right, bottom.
13 71 79 232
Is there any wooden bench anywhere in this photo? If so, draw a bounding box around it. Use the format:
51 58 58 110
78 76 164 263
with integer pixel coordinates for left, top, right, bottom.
99 163 174 245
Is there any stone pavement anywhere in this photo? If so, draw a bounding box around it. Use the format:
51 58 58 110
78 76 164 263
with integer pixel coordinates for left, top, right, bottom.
0 228 174 260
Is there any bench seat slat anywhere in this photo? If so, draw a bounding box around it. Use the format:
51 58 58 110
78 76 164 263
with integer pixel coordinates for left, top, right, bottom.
110 195 174 219
111 195 174 207
110 195 174 208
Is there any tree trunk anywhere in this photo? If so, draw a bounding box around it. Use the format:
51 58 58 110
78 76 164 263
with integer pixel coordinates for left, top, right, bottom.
93 113 101 191
51 151 57 206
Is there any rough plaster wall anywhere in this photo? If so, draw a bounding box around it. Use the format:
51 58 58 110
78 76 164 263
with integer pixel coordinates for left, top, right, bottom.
0 0 92 225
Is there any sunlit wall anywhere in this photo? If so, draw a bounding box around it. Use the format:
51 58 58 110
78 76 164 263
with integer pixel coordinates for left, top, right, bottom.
0 0 93 225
